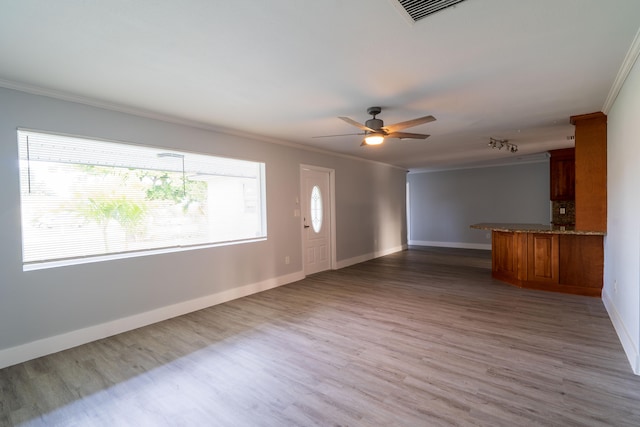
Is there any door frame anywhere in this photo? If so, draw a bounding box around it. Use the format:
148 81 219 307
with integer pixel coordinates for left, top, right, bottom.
300 164 336 274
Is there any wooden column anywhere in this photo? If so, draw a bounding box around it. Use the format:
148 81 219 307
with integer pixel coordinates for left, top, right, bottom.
570 112 607 232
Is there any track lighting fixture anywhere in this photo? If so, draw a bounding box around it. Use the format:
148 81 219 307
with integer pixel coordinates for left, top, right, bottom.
488 137 518 153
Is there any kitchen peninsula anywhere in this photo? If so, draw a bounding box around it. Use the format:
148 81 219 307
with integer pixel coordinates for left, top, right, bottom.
471 223 605 297
470 112 607 297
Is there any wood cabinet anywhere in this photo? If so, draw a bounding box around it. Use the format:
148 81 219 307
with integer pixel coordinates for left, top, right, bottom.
492 231 526 283
571 112 607 232
549 148 575 201
490 230 603 297
527 233 559 284
558 234 604 291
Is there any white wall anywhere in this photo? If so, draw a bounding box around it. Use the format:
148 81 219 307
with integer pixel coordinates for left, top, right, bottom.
0 87 407 368
603 53 640 374
407 162 550 249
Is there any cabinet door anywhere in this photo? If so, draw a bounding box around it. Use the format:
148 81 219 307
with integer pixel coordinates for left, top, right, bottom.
527 233 559 284
550 150 575 201
492 231 526 282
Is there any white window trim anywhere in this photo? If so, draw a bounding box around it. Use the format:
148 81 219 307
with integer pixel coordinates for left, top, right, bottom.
17 129 267 270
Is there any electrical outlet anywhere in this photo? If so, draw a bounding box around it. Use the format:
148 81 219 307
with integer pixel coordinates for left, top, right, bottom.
285 256 290 265
560 207 566 215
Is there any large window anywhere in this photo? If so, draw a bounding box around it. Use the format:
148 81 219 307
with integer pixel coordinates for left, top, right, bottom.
18 130 266 270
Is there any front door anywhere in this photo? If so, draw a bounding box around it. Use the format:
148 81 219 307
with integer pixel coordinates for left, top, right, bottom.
301 166 332 275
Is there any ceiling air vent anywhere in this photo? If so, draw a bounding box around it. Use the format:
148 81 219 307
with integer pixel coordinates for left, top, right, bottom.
395 0 467 22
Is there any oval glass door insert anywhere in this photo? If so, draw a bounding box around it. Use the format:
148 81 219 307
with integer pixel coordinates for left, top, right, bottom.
310 185 323 233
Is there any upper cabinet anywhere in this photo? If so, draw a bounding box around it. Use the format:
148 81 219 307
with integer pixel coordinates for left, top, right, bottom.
570 112 607 232
549 148 575 201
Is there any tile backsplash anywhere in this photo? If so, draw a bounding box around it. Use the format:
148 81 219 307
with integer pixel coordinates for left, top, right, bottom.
552 200 575 225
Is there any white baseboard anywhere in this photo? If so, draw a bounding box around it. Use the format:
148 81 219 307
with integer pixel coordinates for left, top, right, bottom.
0 270 305 370
409 240 492 251
602 289 640 375
336 244 407 269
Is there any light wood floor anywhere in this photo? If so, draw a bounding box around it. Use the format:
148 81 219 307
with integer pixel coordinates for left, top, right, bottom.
2 247 640 426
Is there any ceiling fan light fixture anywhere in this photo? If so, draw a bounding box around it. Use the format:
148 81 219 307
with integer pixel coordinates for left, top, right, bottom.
364 133 385 145
318 107 435 146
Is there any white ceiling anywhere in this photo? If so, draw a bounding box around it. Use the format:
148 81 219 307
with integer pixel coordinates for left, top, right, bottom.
1 0 639 171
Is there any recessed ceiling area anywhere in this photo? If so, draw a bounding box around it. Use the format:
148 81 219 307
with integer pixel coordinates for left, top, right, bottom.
0 0 638 171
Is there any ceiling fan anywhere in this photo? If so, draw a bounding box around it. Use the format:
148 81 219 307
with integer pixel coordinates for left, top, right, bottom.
315 107 436 146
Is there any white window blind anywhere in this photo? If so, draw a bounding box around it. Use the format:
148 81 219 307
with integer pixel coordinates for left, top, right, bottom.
17 130 266 269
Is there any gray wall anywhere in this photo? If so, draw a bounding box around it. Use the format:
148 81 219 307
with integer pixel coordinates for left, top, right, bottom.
0 87 407 365
407 162 550 248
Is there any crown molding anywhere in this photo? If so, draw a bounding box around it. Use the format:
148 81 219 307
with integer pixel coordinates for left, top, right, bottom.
0 79 407 172
408 152 549 174
603 26 640 114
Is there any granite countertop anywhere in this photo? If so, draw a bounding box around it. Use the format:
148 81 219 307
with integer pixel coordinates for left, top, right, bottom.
470 223 606 236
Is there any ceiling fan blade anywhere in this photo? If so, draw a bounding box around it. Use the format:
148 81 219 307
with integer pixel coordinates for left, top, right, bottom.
386 132 430 140
338 116 376 132
312 132 364 138
383 115 436 133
